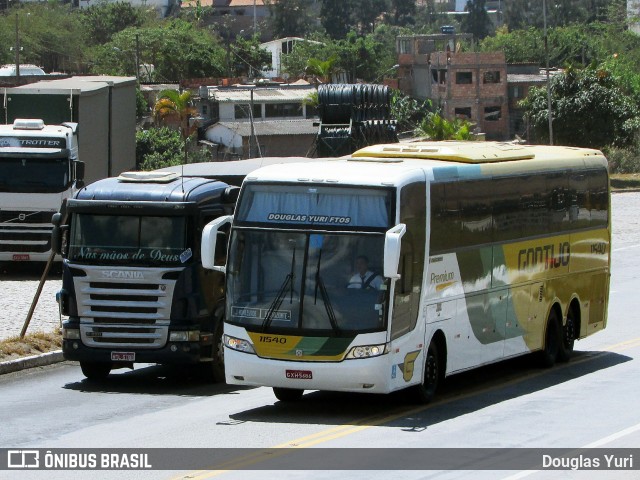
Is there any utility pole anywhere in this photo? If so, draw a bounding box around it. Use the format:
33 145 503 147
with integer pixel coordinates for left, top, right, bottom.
14 14 20 78
135 33 141 82
253 0 257 33
543 0 554 145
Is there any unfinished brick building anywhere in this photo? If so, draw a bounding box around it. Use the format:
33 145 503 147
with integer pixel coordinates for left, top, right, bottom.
397 34 509 140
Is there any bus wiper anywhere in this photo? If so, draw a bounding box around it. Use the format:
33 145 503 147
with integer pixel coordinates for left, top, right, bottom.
262 246 296 332
314 249 340 335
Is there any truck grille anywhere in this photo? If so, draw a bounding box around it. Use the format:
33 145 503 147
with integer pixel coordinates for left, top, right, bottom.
0 210 54 253
73 265 181 349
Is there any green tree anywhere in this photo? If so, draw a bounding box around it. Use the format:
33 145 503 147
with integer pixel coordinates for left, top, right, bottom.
521 66 640 148
91 20 226 80
153 89 198 165
352 0 388 34
388 0 416 26
136 127 183 169
320 0 354 39
231 34 272 78
80 1 150 46
461 0 491 41
390 91 432 135
305 56 337 83
266 0 315 38
415 113 472 140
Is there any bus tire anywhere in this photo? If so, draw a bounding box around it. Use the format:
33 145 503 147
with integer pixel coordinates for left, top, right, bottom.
273 387 304 402
410 340 440 404
557 306 576 363
80 361 111 381
538 309 560 368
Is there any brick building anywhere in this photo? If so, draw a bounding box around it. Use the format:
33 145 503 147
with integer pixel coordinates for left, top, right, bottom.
397 34 509 140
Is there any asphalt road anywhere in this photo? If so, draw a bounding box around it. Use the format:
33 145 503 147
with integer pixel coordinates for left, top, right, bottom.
1 192 640 480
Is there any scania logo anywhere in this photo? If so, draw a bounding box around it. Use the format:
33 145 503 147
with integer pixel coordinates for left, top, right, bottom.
18 214 26 221
101 270 145 280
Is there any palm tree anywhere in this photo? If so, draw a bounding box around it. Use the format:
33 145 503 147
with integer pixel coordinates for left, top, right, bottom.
415 113 472 141
305 56 337 84
153 89 198 164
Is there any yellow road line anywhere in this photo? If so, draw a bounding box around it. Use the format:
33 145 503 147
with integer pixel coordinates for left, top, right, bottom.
172 335 640 480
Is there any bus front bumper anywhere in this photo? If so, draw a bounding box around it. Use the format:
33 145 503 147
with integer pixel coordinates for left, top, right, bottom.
224 347 393 394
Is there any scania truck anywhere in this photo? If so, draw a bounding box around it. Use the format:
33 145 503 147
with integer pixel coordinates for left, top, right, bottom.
53 171 238 380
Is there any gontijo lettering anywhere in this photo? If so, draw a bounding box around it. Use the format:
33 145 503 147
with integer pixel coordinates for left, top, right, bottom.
518 242 570 270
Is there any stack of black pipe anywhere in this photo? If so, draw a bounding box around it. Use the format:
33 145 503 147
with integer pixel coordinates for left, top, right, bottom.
315 84 398 157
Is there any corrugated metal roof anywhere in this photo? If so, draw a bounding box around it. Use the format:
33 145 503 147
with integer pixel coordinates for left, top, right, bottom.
210 87 314 103
211 119 317 137
229 0 266 6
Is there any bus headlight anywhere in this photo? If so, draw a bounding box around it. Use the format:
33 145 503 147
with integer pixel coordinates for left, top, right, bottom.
346 343 388 359
223 334 255 354
169 330 200 342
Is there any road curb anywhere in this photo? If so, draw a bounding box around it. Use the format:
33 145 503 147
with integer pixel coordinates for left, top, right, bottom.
0 350 64 375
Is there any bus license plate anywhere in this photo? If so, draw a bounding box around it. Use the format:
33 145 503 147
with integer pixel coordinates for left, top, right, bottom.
12 254 30 261
111 352 135 362
286 369 312 379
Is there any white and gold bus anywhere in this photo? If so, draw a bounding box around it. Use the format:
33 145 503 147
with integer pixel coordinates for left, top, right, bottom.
201 142 610 402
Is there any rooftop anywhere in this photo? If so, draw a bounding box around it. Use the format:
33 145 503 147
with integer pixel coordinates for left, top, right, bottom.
206 85 315 103
212 119 317 137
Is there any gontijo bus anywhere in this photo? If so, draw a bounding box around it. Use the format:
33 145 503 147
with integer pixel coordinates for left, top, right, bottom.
201 142 610 402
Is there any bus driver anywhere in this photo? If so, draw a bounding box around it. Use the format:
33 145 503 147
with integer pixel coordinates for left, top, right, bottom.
347 255 383 290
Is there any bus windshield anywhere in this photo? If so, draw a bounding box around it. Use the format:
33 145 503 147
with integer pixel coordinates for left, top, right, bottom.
227 229 389 335
68 214 189 267
0 156 70 193
236 184 393 230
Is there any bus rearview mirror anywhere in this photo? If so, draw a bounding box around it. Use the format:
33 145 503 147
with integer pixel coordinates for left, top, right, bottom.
201 215 233 272
51 213 63 255
384 223 406 279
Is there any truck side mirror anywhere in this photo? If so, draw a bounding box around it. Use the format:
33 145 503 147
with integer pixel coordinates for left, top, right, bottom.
383 223 406 279
51 212 63 255
74 161 85 189
201 215 233 272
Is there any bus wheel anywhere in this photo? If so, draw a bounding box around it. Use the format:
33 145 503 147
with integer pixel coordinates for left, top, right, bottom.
538 309 560 368
273 387 304 402
411 340 440 404
80 361 111 381
557 307 576 363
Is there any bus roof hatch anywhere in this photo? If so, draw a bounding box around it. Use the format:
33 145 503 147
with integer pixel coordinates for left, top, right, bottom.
351 142 536 163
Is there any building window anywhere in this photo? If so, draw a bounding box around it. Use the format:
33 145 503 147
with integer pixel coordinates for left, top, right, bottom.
483 71 501 84
484 106 502 121
234 103 261 119
455 107 472 119
509 86 521 98
265 103 303 118
432 69 447 84
399 39 411 54
202 105 208 115
456 71 473 84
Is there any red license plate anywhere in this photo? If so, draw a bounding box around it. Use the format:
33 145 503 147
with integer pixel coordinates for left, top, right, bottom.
12 254 30 261
111 352 135 362
286 369 312 379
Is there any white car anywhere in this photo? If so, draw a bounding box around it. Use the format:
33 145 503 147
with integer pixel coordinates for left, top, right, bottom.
0 64 46 76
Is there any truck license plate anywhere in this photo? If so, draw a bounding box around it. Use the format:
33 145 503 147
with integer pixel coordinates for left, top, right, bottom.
285 369 312 379
111 352 135 362
12 254 30 261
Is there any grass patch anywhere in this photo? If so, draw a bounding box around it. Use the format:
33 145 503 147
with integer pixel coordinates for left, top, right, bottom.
611 173 640 190
0 330 62 362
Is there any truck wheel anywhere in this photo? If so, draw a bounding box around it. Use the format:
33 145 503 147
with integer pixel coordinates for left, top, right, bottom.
538 309 560 368
80 361 111 381
210 321 225 382
273 387 304 402
202 321 225 383
410 340 440 404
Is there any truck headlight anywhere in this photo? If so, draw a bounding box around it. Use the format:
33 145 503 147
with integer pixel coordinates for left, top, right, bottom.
63 328 80 340
223 334 255 354
346 343 388 359
169 330 200 342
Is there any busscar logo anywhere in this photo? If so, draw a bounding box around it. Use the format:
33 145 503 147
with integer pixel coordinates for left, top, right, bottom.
8 450 40 468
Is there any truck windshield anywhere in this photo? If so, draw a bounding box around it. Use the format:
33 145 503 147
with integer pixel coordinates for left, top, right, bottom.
227 229 388 335
0 156 70 193
68 214 189 267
